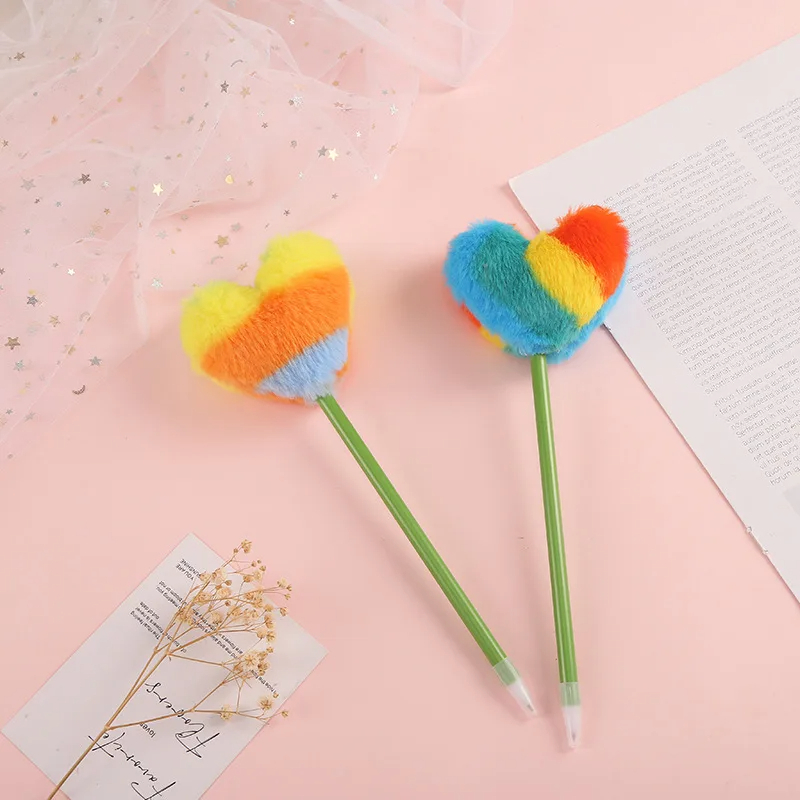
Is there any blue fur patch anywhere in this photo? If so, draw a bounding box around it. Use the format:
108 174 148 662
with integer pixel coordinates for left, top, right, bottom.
256 328 348 402
444 221 580 357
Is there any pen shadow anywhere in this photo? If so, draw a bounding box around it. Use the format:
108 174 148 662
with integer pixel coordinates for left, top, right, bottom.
493 392 561 721
392 260 524 397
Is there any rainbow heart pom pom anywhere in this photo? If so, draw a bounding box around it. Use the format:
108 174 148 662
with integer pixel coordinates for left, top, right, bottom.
444 206 629 362
181 232 352 402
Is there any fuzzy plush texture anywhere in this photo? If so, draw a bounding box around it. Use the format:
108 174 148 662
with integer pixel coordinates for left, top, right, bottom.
181 232 352 403
444 206 628 362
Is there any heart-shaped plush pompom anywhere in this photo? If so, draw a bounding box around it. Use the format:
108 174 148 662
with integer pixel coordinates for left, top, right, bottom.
181 232 352 403
443 206 628 362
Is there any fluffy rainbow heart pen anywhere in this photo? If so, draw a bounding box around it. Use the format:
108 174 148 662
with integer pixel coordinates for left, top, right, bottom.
444 206 629 748
181 232 534 715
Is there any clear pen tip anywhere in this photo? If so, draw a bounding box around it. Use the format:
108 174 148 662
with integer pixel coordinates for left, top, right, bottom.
506 676 536 716
493 658 536 717
562 703 581 749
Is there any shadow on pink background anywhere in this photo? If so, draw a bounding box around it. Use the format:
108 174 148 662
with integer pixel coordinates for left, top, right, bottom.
3 2 800 798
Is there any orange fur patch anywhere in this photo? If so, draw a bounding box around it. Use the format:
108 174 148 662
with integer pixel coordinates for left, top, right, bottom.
201 267 350 391
550 206 628 299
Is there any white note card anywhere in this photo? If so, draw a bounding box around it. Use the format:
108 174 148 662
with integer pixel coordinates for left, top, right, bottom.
3 534 326 799
510 34 800 601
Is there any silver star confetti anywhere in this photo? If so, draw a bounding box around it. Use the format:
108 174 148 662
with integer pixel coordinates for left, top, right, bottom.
89 356 102 366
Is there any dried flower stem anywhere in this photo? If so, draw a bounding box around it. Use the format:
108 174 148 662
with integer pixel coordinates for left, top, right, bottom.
47 541 290 799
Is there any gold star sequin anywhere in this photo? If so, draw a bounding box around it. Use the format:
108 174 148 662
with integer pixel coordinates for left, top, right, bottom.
49 316 60 327
327 148 339 161
14 52 25 61
5 337 21 350
72 52 82 62
240 86 251 98
152 183 164 196
215 235 229 247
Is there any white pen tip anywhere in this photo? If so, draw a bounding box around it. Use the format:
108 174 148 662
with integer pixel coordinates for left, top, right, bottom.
506 676 537 717
562 703 581 749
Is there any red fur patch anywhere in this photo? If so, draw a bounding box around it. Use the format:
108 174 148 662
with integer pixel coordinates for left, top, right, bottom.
550 206 628 299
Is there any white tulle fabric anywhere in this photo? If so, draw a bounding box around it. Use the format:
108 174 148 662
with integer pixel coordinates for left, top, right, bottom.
0 0 511 460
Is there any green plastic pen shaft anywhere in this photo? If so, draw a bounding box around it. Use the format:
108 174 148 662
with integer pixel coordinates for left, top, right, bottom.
530 354 578 686
317 394 504 665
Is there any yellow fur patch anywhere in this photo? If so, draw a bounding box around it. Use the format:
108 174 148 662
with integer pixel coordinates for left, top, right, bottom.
480 326 506 350
256 232 344 294
180 281 262 374
525 234 604 325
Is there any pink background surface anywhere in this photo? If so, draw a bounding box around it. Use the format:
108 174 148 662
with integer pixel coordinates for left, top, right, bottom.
4 3 800 798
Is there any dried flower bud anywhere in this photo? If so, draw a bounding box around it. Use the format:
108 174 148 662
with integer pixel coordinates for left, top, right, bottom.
242 651 260 669
281 710 289 718
279 607 287 617
259 697 273 711
241 540 252 554
220 705 234 721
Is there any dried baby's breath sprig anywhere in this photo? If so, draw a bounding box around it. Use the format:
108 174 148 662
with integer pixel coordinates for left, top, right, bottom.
47 541 291 800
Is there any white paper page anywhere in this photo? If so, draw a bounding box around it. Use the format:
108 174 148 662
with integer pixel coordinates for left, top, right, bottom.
510 35 800 600
3 534 326 800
